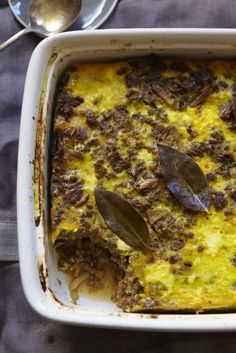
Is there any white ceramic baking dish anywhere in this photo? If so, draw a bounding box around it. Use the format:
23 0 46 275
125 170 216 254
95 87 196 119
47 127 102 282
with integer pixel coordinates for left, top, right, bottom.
17 28 236 331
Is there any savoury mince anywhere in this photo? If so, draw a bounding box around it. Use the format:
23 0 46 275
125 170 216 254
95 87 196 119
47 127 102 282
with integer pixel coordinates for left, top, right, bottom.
50 56 236 312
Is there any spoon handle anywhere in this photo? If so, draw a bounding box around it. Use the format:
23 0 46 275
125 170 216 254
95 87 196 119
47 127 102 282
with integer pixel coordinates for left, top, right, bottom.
0 27 31 52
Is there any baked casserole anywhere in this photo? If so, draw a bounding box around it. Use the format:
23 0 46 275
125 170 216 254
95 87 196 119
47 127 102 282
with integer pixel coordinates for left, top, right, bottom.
50 56 236 312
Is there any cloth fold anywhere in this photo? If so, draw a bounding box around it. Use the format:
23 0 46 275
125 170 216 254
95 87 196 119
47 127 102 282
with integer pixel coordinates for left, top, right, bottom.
0 222 17 260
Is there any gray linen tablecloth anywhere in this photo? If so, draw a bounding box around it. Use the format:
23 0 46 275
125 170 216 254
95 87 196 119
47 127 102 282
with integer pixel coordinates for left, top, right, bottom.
1 0 236 351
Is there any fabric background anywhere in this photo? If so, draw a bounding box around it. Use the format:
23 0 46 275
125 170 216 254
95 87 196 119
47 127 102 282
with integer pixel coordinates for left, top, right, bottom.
1 0 236 351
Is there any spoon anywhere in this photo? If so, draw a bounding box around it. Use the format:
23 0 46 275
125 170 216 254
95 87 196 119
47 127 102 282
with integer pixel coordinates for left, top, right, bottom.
0 0 82 52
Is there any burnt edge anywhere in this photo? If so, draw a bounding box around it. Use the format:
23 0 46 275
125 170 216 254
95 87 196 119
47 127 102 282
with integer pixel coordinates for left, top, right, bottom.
39 262 48 292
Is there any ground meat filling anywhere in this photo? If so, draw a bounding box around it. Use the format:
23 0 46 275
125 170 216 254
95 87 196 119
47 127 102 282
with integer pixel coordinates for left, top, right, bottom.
115 276 145 311
55 231 127 301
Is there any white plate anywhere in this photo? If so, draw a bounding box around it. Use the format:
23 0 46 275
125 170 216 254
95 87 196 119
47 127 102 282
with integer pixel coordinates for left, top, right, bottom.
8 0 118 31
18 28 236 331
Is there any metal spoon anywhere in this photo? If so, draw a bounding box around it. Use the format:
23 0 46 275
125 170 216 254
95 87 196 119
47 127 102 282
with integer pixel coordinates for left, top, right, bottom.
0 0 82 52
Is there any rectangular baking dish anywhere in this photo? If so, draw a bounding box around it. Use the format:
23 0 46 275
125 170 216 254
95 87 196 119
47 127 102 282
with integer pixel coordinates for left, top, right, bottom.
17 28 236 331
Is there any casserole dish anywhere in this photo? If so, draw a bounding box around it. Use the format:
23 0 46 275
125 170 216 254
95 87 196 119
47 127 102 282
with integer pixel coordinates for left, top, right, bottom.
18 28 236 330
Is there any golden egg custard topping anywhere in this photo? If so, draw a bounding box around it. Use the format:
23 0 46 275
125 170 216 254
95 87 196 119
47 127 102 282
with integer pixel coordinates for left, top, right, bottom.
51 56 236 312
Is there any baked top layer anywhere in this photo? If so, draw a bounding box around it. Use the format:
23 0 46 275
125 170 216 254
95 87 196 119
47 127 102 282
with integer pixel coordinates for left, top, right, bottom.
51 56 236 312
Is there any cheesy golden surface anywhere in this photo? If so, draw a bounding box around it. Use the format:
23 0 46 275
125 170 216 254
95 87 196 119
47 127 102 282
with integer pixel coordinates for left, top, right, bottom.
51 56 236 312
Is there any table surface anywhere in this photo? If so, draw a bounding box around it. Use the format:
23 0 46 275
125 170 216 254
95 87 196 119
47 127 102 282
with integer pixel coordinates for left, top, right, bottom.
1 0 236 351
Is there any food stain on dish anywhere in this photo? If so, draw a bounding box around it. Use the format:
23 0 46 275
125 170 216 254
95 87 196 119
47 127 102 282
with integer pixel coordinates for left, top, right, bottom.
38 261 48 292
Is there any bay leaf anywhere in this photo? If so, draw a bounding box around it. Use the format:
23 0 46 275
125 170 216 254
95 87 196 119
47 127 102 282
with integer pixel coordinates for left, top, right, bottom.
95 188 150 251
157 144 211 212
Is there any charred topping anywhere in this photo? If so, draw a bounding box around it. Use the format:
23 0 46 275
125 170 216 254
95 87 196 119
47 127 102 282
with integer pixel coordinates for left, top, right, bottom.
52 129 65 161
94 160 108 179
187 129 235 178
225 184 236 201
170 239 185 251
212 190 228 211
107 146 131 173
85 110 100 128
73 127 88 142
65 181 84 206
51 175 86 228
191 86 214 108
124 56 216 111
57 90 84 120
219 98 236 132
206 172 217 182
151 124 182 147
183 261 192 267
169 253 182 264
186 141 209 158
197 245 205 253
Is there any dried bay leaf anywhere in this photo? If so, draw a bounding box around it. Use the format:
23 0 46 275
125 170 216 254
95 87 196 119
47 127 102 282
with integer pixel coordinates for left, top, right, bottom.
95 188 150 252
157 144 211 212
